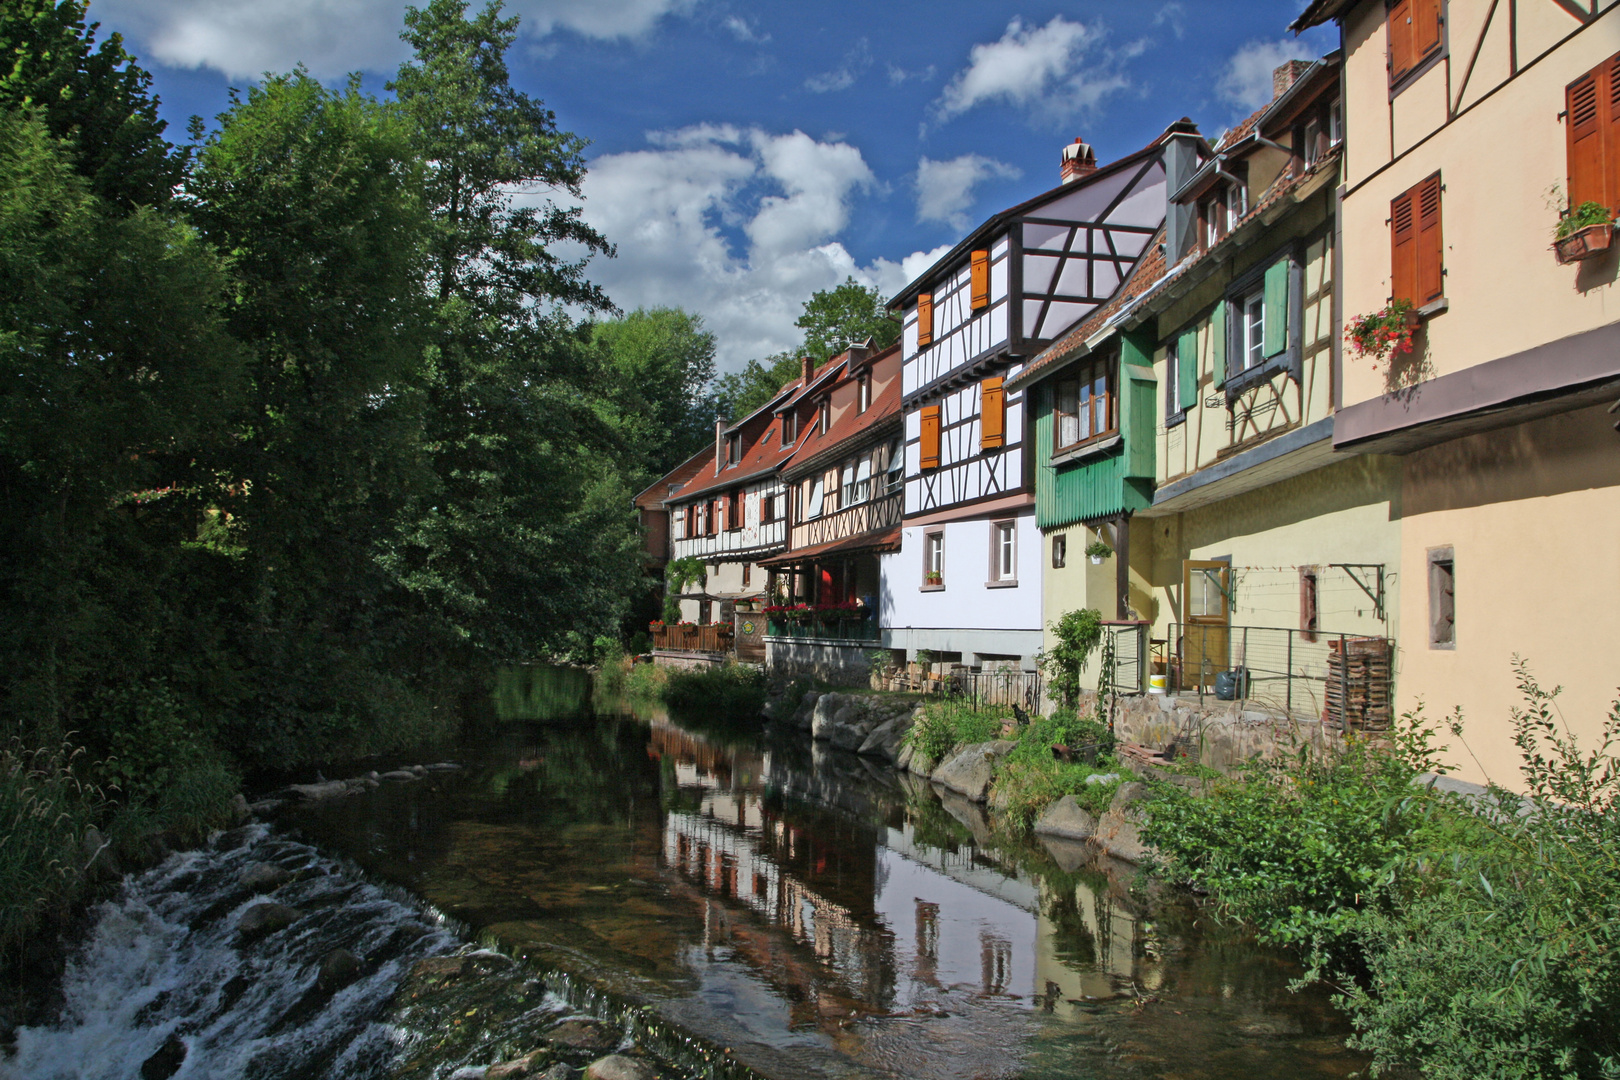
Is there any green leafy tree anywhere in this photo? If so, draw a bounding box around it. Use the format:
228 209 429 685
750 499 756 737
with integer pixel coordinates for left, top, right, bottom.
586 308 718 482
713 351 800 423
795 277 899 364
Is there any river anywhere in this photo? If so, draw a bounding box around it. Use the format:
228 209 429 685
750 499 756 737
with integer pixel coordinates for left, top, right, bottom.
4 665 1365 1080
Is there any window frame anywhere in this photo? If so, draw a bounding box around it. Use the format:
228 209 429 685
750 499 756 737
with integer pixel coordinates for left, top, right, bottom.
1221 243 1304 400
726 488 743 531
725 432 742 464
1051 533 1067 569
988 520 1018 587
1052 352 1118 454
1428 546 1456 649
922 530 945 590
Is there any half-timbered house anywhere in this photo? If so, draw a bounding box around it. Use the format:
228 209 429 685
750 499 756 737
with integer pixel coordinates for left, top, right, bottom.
882 123 1204 670
760 342 903 680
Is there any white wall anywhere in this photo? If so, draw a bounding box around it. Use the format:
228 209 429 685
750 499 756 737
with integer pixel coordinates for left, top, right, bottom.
881 509 1043 635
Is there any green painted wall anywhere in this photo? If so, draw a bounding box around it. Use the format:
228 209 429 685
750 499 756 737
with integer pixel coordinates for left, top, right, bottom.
1032 357 1154 531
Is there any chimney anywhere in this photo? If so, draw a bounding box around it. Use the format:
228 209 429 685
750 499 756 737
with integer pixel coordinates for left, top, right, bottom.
714 418 726 476
801 355 814 386
1060 138 1098 183
846 338 871 367
1272 59 1311 100
1161 118 1203 267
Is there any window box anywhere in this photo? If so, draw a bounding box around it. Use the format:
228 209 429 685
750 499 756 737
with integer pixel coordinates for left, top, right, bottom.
1553 222 1614 264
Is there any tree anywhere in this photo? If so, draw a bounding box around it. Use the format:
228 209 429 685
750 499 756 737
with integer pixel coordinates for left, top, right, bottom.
795 277 900 364
587 308 718 483
0 0 182 208
713 352 800 423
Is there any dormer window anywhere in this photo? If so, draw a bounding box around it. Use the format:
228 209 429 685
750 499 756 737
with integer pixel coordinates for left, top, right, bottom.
726 432 742 464
818 397 830 435
1226 179 1247 224
857 375 871 413
781 411 796 444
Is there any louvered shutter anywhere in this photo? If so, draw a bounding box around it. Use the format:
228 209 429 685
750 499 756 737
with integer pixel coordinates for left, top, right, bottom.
970 250 990 310
917 292 934 347
1263 257 1291 358
1390 187 1417 304
980 377 1005 449
1568 68 1605 209
1210 301 1227 389
920 406 941 469
1416 175 1444 305
1608 54 1620 211
1388 0 1414 82
1177 328 1197 413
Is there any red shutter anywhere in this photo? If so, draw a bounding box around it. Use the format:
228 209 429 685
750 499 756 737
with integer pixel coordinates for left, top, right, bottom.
1412 0 1442 66
1390 187 1416 304
970 250 990 310
920 406 941 469
917 292 934 347
1607 53 1620 211
1568 68 1605 209
1388 0 1414 82
1416 175 1444 305
979 377 1005 450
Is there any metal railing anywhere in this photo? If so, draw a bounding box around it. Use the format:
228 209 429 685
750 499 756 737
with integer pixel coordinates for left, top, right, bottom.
949 669 1044 712
653 624 734 653
1164 622 1393 731
1102 621 1148 695
765 614 881 642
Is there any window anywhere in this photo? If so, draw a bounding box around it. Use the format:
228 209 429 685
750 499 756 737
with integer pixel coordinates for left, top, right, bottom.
1388 0 1443 87
806 475 823 519
923 531 944 586
1565 51 1620 215
885 437 903 492
1226 179 1247 224
980 376 1005 450
699 599 711 624
920 405 941 469
1240 289 1266 371
1303 116 1322 165
726 489 743 531
761 493 776 524
854 455 872 502
1428 548 1455 648
1053 354 1115 451
1299 567 1319 643
742 562 751 588
990 521 1016 583
818 398 830 435
1391 174 1443 307
726 432 742 464
858 376 871 413
917 292 934 346
781 410 797 444
1051 533 1067 569
707 499 719 536
970 250 990 310
1201 194 1225 249
1329 98 1343 147
840 464 856 507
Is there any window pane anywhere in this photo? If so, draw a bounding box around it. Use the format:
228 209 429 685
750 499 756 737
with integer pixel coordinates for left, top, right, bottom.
1078 380 1092 440
1093 370 1109 433
1246 295 1264 370
808 478 823 518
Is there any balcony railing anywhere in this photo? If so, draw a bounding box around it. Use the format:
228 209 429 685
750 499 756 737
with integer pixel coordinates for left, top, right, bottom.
765 613 880 642
652 624 734 653
1164 622 1393 731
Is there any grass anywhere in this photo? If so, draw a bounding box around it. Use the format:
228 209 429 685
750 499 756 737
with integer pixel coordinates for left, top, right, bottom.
622 660 668 701
902 699 1010 770
662 663 767 723
0 742 102 957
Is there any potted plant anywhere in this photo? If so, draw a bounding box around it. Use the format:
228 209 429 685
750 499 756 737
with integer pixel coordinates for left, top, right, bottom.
1084 540 1113 565
924 571 942 586
1553 200 1615 264
1344 298 1417 364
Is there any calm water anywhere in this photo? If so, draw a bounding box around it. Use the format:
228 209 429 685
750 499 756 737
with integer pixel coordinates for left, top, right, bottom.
276 665 1365 1080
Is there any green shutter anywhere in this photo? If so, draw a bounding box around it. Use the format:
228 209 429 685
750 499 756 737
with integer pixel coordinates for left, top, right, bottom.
1177 328 1197 412
1263 258 1290 358
1119 328 1157 481
1210 301 1227 389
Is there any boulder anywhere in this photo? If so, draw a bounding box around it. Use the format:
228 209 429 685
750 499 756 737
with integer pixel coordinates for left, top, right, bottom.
895 741 917 773
788 691 819 731
1033 795 1097 841
584 1055 655 1080
287 779 357 801
856 710 914 763
487 1050 549 1079
544 1019 618 1052
237 902 301 940
140 1034 186 1080
930 740 1016 802
230 793 251 823
239 862 292 892
1093 782 1152 864
812 693 882 751
317 948 363 992
380 770 418 782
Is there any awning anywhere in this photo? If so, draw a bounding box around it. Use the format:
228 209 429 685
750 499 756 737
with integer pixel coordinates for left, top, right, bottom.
758 527 902 568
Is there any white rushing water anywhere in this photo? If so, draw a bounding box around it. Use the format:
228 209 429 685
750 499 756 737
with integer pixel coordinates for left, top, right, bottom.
3 824 462 1080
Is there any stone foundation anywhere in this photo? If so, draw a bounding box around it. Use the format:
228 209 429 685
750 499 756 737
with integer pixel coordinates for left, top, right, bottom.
651 649 727 671
1076 691 1354 774
765 639 875 686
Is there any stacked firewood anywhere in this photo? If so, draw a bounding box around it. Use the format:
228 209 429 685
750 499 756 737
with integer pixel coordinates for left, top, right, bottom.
1326 637 1392 731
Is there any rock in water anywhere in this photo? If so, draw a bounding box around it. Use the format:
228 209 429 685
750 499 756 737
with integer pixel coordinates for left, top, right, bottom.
487 1050 550 1078
317 948 362 992
544 1018 618 1051
237 902 301 940
239 862 292 892
140 1034 186 1080
584 1055 656 1080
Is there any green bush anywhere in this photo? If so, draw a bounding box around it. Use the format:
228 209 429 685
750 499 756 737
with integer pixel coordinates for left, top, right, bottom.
994 754 1126 832
622 660 668 701
662 663 766 723
903 700 1006 770
594 644 630 698
0 743 102 957
1040 608 1104 709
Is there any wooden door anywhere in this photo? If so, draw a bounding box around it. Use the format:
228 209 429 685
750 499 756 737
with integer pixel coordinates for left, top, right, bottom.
1182 560 1230 690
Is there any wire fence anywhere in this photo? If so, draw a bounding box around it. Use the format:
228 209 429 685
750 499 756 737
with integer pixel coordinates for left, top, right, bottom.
1164 622 1393 731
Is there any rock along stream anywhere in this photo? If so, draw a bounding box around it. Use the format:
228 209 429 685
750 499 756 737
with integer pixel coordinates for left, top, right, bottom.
4 666 1367 1080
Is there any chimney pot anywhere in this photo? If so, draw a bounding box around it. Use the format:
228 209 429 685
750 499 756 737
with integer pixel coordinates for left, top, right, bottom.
1060 137 1098 183
1272 59 1311 100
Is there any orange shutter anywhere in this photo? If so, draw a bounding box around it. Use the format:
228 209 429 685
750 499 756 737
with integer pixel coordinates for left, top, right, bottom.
970 250 990 310
920 406 941 470
917 292 934 347
979 377 1005 450
1416 175 1443 305
1569 68 1605 209
1412 0 1441 66
1390 187 1416 304
1388 0 1413 82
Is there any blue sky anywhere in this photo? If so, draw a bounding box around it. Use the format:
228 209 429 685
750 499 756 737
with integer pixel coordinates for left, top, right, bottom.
93 0 1335 370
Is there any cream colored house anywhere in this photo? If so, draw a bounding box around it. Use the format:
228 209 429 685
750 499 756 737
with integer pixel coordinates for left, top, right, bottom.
1294 0 1620 784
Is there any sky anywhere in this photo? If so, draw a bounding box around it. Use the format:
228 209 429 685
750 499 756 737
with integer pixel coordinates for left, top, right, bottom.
91 0 1336 371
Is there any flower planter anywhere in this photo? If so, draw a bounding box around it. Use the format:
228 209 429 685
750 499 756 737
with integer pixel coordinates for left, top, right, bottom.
1089 555 1104 565
1554 222 1614 264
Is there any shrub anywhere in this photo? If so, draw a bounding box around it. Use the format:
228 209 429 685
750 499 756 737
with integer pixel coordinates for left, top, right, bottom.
1040 609 1103 709
0 742 103 957
594 644 631 698
622 660 668 701
662 663 766 723
994 755 1126 832
903 700 1005 770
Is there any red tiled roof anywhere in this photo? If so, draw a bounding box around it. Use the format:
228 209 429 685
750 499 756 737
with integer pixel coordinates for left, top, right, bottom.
634 445 714 508
780 348 902 479
758 526 902 567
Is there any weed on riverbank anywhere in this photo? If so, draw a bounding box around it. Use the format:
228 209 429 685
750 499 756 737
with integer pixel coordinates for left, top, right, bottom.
664 664 766 723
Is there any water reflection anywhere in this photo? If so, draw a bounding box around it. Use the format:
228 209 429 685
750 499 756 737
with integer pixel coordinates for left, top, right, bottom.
288 671 1362 1080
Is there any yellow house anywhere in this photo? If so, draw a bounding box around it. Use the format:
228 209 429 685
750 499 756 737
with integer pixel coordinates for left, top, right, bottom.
1294 0 1620 784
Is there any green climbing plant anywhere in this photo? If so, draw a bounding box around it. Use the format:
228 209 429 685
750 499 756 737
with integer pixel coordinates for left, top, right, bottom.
663 556 706 623
1040 608 1104 709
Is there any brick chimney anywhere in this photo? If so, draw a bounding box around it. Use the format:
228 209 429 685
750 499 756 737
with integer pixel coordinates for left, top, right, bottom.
846 338 871 367
1060 138 1098 183
1273 59 1311 100
801 355 814 386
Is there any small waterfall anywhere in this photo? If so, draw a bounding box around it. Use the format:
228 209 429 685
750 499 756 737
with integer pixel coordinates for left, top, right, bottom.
4 823 464 1080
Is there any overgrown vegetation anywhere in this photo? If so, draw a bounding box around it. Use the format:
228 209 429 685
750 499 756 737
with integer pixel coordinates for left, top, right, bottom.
662 664 767 723
1040 608 1104 709
903 699 1007 770
995 711 1126 830
1142 660 1620 1078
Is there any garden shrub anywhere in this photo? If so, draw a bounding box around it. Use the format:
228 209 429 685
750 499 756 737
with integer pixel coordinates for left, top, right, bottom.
1040 608 1104 709
902 699 1006 770
662 663 766 723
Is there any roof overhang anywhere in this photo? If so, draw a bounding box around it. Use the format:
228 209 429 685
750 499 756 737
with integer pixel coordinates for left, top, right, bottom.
1289 0 1356 32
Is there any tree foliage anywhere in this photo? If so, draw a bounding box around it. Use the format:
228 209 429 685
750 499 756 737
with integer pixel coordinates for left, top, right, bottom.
795 277 899 364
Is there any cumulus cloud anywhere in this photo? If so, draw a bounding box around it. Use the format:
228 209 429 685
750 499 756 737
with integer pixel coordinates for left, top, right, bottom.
1216 39 1313 111
932 15 1127 125
804 37 871 94
95 0 698 80
559 125 943 369
914 155 1022 230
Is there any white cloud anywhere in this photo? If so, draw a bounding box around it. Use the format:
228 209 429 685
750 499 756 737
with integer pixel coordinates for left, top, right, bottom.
886 63 936 85
804 37 871 94
95 0 697 80
914 155 1021 230
722 15 768 44
1217 39 1313 111
560 125 941 370
1153 2 1187 39
932 15 1127 125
